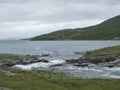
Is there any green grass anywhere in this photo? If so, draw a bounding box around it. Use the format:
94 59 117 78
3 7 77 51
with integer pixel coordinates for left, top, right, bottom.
0 68 120 90
0 53 39 64
85 45 120 58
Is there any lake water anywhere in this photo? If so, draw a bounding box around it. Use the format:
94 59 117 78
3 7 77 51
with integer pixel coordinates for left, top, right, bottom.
1 40 120 78
0 40 120 59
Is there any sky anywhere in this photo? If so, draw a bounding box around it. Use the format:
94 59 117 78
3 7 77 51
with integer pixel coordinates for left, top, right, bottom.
0 0 120 40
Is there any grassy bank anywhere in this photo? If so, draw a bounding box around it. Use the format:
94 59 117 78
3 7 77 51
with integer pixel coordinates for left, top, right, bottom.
0 68 120 90
0 53 39 64
85 45 120 58
0 53 38 61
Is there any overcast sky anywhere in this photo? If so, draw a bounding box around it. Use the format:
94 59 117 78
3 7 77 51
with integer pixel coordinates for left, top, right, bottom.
0 0 120 40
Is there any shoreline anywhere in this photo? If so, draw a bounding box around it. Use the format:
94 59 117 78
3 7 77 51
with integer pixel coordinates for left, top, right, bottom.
0 53 120 78
0 46 120 89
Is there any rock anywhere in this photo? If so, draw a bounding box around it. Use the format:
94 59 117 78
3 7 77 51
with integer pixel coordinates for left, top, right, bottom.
31 59 49 63
39 59 49 63
105 56 116 62
74 63 89 67
4 63 15 67
85 56 116 64
50 64 63 67
41 53 50 57
65 56 119 67
98 63 115 68
66 59 80 64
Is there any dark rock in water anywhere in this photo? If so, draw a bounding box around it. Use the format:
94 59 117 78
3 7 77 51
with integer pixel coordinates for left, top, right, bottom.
20 60 32 65
85 56 116 64
39 59 49 63
105 56 116 62
0 58 49 68
74 63 89 67
50 64 63 67
66 59 80 64
30 60 39 63
65 56 119 68
30 59 49 63
98 63 115 68
4 63 15 67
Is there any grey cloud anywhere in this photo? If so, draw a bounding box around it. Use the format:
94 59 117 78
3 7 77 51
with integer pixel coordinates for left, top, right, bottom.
0 0 119 23
0 0 119 39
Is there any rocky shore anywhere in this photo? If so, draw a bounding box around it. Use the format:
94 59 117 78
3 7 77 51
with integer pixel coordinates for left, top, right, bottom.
1 45 120 69
0 53 120 69
66 56 120 68
0 54 49 68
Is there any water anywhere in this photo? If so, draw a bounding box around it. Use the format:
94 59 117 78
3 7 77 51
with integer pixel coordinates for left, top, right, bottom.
1 40 120 78
0 40 120 59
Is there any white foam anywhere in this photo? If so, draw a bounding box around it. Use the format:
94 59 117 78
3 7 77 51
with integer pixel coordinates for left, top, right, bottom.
14 62 50 70
50 59 65 64
13 60 120 79
14 59 65 70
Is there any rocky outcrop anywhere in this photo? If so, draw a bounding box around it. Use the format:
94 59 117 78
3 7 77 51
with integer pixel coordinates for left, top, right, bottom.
66 56 120 68
0 58 49 68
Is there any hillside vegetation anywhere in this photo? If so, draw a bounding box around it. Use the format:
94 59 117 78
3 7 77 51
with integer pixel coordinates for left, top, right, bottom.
30 15 120 40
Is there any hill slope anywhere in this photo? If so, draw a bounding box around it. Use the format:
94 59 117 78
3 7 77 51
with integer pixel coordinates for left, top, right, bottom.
30 15 120 40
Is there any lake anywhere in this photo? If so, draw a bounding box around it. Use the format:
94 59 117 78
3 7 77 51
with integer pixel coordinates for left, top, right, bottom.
0 40 120 59
1 40 120 78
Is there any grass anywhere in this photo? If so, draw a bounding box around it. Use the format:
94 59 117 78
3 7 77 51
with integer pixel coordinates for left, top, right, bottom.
85 45 120 58
0 53 39 64
0 68 120 90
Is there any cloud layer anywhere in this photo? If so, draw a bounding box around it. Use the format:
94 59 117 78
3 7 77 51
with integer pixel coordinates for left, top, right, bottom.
0 0 120 39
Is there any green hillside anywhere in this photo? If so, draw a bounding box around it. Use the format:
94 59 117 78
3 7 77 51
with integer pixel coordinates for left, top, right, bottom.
30 15 120 40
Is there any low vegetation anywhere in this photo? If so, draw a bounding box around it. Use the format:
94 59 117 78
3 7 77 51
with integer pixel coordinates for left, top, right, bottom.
0 68 120 90
85 45 120 58
0 53 38 64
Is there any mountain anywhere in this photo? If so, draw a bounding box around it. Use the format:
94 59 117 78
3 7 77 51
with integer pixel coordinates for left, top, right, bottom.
30 15 120 40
